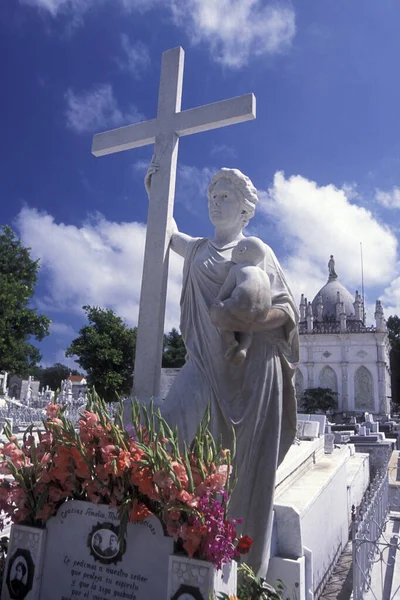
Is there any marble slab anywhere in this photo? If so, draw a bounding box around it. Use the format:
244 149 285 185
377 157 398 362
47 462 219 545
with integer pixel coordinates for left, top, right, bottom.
40 500 173 600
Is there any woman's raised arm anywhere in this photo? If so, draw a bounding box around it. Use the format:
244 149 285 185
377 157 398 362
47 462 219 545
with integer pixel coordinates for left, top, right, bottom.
169 218 195 258
145 162 195 258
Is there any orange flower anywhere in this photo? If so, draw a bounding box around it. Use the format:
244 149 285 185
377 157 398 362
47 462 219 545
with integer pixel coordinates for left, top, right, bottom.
116 450 131 474
129 499 152 522
171 461 189 489
182 524 206 558
132 466 160 501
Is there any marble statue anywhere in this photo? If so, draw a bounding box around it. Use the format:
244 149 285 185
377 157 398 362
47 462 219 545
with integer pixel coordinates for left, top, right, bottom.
146 166 299 576
210 236 271 366
328 254 338 280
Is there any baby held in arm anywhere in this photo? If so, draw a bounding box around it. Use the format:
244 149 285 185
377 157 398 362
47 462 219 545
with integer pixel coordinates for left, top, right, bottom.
209 236 272 366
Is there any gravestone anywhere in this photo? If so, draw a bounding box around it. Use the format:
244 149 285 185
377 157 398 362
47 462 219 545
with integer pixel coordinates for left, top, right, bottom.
296 421 319 440
297 413 326 437
324 433 335 454
40 501 173 600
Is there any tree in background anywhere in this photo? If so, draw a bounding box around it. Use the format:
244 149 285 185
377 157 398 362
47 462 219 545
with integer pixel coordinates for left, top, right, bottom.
162 328 186 368
300 387 338 413
66 306 137 402
387 315 400 410
0 226 50 376
65 306 187 400
31 363 82 391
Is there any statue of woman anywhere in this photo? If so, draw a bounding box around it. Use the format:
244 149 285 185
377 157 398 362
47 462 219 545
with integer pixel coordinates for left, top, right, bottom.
146 166 299 576
328 254 338 280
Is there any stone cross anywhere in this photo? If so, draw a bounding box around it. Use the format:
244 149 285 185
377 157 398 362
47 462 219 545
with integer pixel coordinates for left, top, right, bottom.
92 46 256 399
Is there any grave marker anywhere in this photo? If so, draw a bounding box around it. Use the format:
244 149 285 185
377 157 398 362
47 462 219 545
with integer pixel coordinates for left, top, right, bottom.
39 501 173 600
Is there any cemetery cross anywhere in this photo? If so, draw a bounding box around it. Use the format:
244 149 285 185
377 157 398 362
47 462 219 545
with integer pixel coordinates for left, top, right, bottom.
92 46 256 399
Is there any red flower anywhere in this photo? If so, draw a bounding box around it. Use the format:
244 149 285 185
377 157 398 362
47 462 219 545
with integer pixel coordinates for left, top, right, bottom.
236 535 253 554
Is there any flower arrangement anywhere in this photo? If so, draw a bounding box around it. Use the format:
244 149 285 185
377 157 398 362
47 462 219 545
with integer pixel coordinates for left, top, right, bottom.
0 392 252 570
217 564 284 600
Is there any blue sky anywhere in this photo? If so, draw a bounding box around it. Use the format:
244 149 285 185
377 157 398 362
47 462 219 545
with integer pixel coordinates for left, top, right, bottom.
1 0 399 369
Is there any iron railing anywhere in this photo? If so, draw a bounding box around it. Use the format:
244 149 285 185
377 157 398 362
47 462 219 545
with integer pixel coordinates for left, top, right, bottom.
352 472 395 599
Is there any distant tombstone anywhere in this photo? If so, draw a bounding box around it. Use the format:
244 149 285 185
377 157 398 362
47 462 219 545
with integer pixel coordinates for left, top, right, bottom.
297 413 326 437
296 420 319 440
39 500 173 600
324 433 335 454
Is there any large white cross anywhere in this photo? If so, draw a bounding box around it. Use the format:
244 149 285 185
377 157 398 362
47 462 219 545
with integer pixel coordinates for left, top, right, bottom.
92 46 256 399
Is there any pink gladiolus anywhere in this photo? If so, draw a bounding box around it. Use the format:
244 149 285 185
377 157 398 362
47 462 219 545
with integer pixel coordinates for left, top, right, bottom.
183 525 206 558
196 465 229 496
171 461 189 489
14 506 32 523
45 403 62 418
81 410 99 426
48 486 68 503
176 490 198 507
40 452 51 466
36 504 55 522
167 518 180 539
2 444 26 471
0 462 10 475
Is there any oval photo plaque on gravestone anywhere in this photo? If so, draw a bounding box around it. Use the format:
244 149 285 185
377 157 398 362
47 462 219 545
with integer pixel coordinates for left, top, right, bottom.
39 500 173 600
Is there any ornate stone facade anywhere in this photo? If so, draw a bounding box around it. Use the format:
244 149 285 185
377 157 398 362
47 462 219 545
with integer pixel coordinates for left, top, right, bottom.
297 256 392 414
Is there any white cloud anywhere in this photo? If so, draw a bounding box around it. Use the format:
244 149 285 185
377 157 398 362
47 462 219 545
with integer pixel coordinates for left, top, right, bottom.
133 161 214 216
20 0 295 68
171 0 296 68
20 0 73 16
175 165 214 214
376 187 400 209
118 35 150 76
210 143 237 160
16 208 183 332
50 321 76 337
65 84 143 134
259 172 399 321
380 270 400 317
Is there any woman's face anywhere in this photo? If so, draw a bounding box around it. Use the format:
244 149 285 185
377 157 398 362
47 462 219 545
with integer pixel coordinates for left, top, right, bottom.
208 178 242 229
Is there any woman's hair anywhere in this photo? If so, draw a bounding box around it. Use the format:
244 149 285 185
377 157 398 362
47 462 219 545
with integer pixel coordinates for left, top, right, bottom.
15 561 27 577
208 168 258 226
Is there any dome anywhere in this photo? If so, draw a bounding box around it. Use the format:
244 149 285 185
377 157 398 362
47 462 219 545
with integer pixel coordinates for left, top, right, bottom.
310 255 357 320
311 280 356 320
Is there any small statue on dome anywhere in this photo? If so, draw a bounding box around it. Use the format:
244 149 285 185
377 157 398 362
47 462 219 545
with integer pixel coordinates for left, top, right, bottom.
328 255 338 280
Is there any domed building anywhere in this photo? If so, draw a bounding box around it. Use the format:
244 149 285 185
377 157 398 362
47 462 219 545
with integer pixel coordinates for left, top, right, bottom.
296 256 391 415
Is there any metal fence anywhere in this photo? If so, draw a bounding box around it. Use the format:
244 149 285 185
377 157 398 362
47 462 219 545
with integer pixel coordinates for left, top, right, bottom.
352 471 394 599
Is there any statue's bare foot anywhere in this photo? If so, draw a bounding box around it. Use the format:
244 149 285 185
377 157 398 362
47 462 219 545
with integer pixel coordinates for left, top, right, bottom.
231 349 247 367
224 340 239 360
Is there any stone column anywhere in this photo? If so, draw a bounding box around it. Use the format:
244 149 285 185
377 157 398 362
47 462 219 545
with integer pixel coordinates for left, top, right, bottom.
306 363 315 389
377 361 389 414
340 363 349 412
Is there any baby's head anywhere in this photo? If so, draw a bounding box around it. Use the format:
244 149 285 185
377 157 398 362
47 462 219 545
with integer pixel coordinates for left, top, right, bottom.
232 237 266 266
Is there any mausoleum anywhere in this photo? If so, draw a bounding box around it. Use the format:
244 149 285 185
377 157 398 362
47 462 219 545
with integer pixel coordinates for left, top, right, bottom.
296 256 391 414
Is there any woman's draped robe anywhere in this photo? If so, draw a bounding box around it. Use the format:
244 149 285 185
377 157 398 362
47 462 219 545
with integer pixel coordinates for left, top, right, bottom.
162 237 299 576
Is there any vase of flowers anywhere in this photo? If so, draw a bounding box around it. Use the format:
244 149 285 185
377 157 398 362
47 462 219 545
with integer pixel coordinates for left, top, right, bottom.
0 394 252 598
